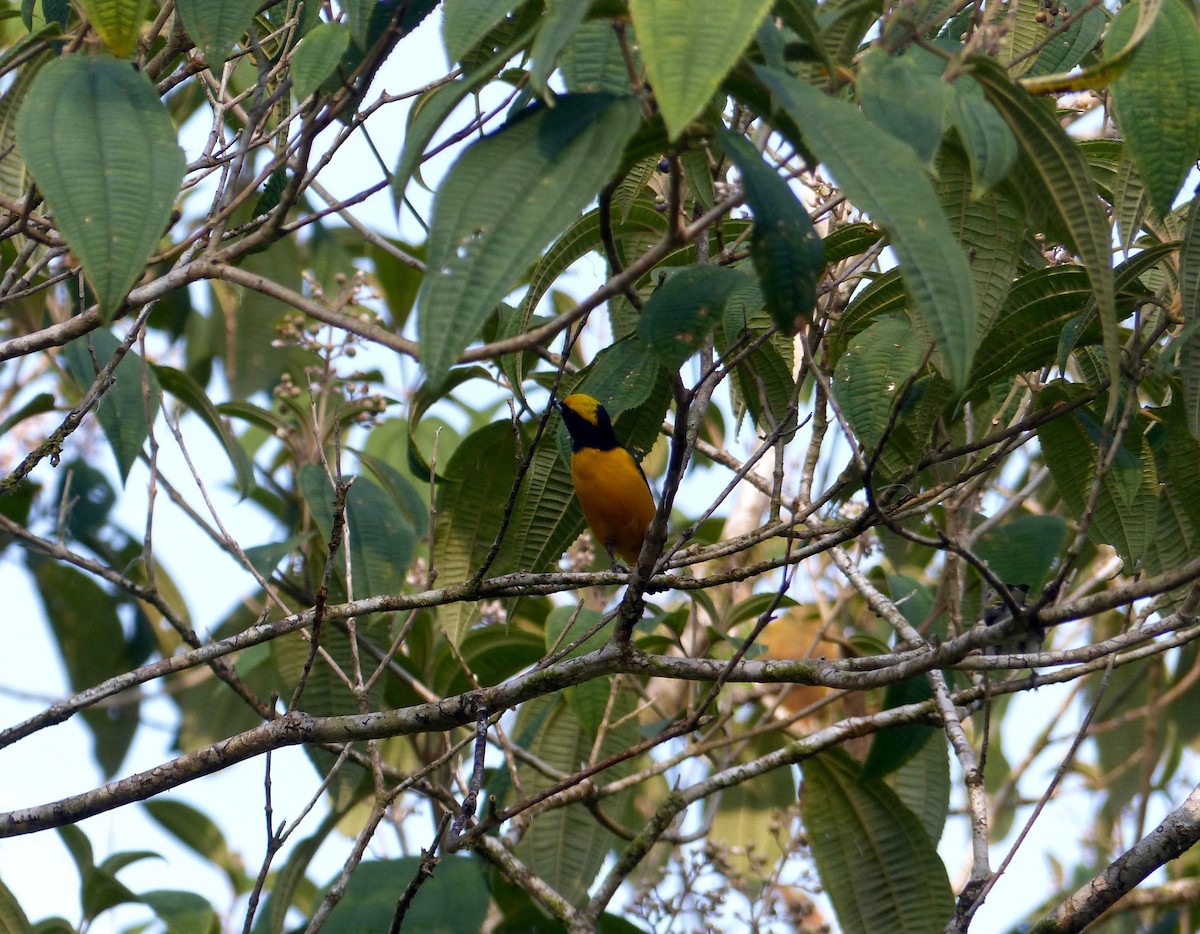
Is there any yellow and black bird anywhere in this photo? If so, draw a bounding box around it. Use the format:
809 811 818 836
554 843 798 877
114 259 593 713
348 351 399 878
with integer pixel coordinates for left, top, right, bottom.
556 393 656 566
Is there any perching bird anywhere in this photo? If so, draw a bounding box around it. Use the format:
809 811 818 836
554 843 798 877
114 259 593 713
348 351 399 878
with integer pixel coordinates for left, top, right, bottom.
981 583 1041 657
556 393 656 566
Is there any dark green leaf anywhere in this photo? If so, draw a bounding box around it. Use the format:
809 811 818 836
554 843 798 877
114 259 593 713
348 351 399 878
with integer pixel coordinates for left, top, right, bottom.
175 0 257 68
32 561 139 777
857 46 946 165
718 130 823 332
757 65 976 388
1108 0 1200 220
639 265 752 368
291 22 351 102
17 55 184 318
418 94 642 386
321 857 488 933
802 749 954 934
63 329 161 484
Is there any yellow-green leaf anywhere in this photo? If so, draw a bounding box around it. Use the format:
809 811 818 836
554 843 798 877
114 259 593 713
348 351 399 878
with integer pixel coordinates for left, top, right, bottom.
80 0 149 57
630 0 774 139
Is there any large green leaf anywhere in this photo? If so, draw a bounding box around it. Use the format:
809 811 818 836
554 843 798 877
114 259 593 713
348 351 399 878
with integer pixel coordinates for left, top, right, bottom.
833 318 923 456
430 421 522 643
975 515 1069 592
965 57 1119 404
630 0 774 139
531 0 593 93
16 55 185 318
886 727 950 848
1036 383 1158 568
511 694 621 906
63 328 161 484
31 561 139 778
442 0 521 63
320 857 489 933
639 265 752 369
290 22 351 103
80 0 149 57
718 130 823 333
756 66 977 388
856 45 946 166
417 94 642 386
175 0 257 68
299 465 415 601
1180 196 1200 439
934 145 1023 342
1108 0 1200 220
0 55 46 218
945 69 1018 193
802 749 954 934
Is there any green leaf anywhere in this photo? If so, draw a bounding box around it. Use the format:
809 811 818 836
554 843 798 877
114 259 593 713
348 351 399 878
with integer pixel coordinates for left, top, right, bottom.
1180 196 1200 439
152 364 255 499
0 877 32 934
720 281 798 437
431 422 522 643
857 46 946 165
833 318 922 455
139 890 220 934
1108 0 1200 220
63 329 161 483
631 0 774 139
175 0 258 69
1025 0 1106 79
965 57 1119 405
560 15 631 94
32 561 138 778
418 94 642 386
218 240 313 400
340 0 378 49
442 0 520 63
80 0 149 57
801 749 954 934
934 145 1023 341
886 728 950 847
143 800 246 893
974 515 1069 592
1036 383 1158 568
531 0 593 93
291 22 351 102
756 66 976 388
511 695 620 906
17 55 185 318
945 71 1018 194
717 130 823 332
861 675 935 781
300 466 415 600
0 54 47 224
0 391 54 437
639 265 751 368
322 857 489 933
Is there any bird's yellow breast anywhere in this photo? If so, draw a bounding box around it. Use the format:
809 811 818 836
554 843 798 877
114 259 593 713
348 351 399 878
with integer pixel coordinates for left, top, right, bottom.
571 445 656 564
